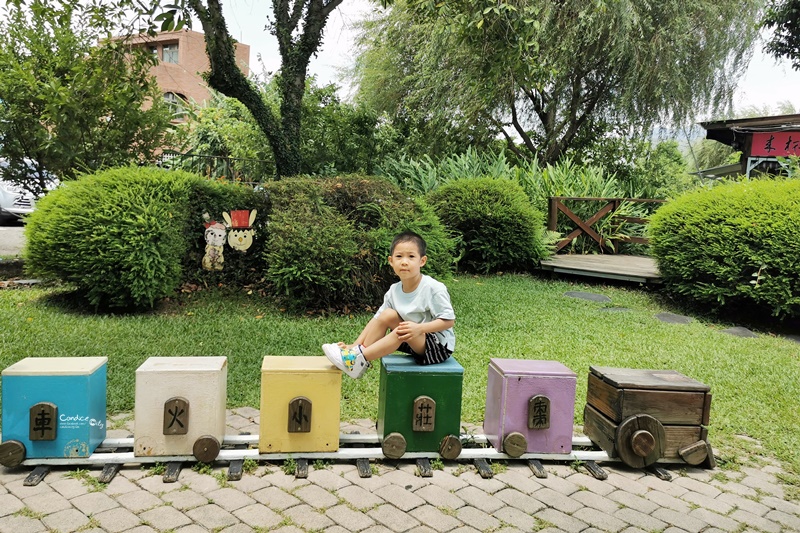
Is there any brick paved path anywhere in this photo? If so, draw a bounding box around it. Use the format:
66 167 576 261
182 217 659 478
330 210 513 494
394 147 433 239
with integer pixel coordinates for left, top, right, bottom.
1 407 799 533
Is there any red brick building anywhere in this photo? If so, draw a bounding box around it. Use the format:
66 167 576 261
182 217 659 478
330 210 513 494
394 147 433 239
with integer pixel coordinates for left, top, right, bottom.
128 30 250 116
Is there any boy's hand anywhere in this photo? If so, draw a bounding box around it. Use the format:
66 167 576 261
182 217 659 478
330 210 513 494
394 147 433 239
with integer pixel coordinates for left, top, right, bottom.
395 321 423 341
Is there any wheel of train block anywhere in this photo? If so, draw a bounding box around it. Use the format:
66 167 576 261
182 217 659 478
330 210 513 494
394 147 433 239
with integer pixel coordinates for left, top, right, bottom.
382 432 407 460
0 440 26 468
502 432 527 458
615 414 665 468
193 435 221 463
439 434 462 460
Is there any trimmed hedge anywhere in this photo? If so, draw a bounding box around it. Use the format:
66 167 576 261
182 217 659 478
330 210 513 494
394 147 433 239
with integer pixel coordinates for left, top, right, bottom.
427 178 551 273
25 167 195 308
262 175 456 310
649 179 800 318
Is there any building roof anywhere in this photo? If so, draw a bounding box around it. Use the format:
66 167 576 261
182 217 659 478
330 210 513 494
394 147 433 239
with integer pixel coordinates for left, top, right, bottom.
700 114 800 148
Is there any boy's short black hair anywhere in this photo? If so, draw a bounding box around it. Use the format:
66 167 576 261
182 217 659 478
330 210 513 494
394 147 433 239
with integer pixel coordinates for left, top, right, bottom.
390 231 427 256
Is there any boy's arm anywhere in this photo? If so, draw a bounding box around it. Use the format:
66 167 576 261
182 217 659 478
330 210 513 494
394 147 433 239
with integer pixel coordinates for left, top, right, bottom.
395 317 454 343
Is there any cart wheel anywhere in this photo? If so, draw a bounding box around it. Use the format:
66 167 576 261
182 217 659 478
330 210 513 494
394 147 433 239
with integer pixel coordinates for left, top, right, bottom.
193 435 221 463
382 432 407 459
678 440 709 466
0 440 26 468
439 434 462 460
502 432 527 458
615 414 665 468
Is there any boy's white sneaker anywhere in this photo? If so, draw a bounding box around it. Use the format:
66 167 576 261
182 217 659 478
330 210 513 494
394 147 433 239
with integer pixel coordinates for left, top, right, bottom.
322 344 370 379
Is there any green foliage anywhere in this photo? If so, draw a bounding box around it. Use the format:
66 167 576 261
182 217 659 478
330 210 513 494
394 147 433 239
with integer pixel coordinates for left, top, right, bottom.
764 0 800 71
262 175 455 310
24 167 195 309
427 178 552 273
649 179 800 318
0 0 172 194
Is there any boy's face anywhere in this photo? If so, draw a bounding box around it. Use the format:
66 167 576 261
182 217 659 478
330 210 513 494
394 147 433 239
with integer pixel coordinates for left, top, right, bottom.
388 240 427 282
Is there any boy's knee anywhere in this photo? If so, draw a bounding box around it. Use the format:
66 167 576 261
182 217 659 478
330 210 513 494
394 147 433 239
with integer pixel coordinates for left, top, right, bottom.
375 308 400 327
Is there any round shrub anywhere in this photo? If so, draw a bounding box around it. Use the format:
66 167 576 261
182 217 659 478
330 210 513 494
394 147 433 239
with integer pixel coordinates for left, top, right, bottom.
649 179 800 318
427 177 550 273
261 175 455 311
25 166 196 309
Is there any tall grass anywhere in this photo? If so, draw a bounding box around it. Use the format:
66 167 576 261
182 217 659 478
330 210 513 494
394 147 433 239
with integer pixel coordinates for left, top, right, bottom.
1 276 798 479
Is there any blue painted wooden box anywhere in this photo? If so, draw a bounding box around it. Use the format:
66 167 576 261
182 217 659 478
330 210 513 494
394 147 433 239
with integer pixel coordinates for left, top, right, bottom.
377 355 463 459
1 357 107 460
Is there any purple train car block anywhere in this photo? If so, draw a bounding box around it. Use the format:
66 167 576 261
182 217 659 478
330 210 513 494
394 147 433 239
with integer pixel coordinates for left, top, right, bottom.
483 358 576 457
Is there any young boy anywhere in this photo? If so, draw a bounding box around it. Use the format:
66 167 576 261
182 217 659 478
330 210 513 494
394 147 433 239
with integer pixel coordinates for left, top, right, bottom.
323 231 455 379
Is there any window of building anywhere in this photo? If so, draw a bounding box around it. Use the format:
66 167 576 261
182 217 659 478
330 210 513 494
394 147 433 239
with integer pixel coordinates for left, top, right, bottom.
148 45 158 56
164 92 187 121
162 43 179 64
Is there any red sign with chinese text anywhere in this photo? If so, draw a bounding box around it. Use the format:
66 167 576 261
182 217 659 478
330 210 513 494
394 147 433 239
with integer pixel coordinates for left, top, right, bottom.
751 131 800 157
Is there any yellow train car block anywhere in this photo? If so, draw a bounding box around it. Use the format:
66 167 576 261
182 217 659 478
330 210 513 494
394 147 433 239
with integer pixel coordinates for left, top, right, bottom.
259 356 341 453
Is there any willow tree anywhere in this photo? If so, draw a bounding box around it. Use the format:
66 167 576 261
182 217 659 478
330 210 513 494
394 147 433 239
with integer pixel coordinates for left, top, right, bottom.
354 0 762 165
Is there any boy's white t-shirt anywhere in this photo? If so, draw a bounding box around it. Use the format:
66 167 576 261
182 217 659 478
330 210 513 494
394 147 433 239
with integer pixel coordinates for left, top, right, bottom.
374 274 456 352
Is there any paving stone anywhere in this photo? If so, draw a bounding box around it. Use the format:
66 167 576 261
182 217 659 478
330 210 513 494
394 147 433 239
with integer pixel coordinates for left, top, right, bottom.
761 494 800 514
407 505 461 532
225 413 252 430
93 507 142 532
140 505 193 530
538 471 582 496
232 406 260 420
375 484 426 512
326 503 377 531
358 526 397 533
414 485 465 510
343 469 392 491
573 506 627 532
104 475 140 496
0 493 25 517
294 483 340 509
530 486 582 514
571 488 623 514
115 489 163 512
603 473 650 495
644 489 692 513
689 508 742 532
427 470 469 492
368 503 422 532
638 474 690 497
308 468 351 490
740 475 784 498
21 491 72 515
227 474 271 493
40 508 90 533
454 486 505 513
614 507 669 531
673 476 723 498
232 503 283 529
565 291 612 303
712 480 758 498
534 507 589 533
681 489 734 514
716 491 770 516
267 526 306 533
70 491 119 515
173 525 209 533
251 486 302 510
608 489 660 514
493 470 544 496
4 480 55 500
379 469 430 492
161 488 209 510
493 506 539 531
655 312 693 324
263 471 311 491
494 488 546 514
336 484 386 511
720 326 758 338
282 503 335 530
0 513 46 533
168 471 220 494
456 471 507 494
184 503 239 529
765 509 800 530
455 506 501 531
206 486 257 511
652 507 711 532
563 472 615 496
218 524 253 533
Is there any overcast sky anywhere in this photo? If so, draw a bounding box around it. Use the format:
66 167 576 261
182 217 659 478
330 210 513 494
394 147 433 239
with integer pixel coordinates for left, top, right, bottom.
223 0 800 117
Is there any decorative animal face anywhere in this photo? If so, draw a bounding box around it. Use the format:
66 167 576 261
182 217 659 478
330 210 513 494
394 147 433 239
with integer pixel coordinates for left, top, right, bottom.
228 227 255 251
204 223 227 246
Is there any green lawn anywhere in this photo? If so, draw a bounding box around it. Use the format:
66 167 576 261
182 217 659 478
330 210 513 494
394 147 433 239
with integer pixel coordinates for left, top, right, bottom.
1 274 799 485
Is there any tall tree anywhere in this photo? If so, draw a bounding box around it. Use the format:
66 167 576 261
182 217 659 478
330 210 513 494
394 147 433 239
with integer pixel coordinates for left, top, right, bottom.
764 0 800 70
0 0 172 194
355 0 761 165
130 0 344 178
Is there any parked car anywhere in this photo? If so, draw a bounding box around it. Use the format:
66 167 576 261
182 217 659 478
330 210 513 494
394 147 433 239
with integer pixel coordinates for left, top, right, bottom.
0 159 57 222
